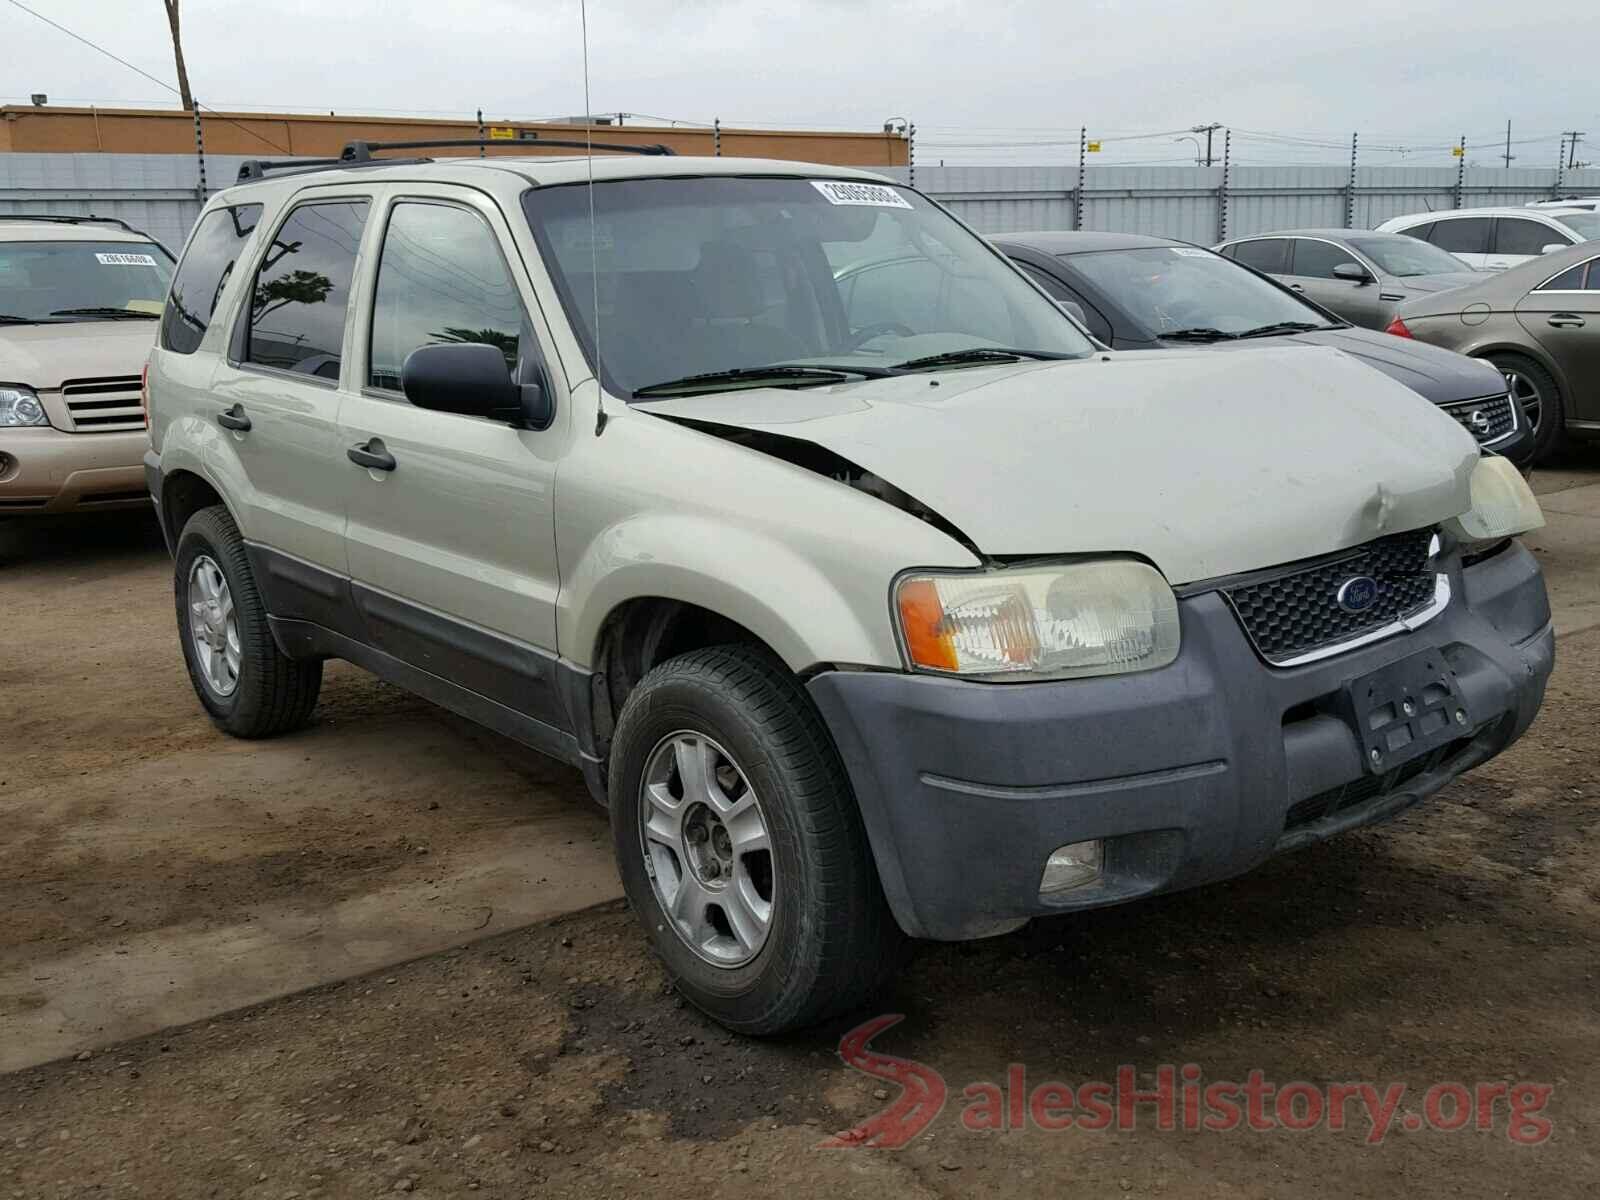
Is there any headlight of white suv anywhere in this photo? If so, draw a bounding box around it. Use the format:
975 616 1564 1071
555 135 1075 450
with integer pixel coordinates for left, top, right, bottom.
0 385 47 427
894 559 1181 680
1442 455 1544 546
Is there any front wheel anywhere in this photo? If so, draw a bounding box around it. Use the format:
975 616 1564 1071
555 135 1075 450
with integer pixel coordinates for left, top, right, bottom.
609 645 903 1035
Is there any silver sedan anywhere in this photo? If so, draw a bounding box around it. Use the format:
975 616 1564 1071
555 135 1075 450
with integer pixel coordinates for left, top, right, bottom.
1215 229 1481 330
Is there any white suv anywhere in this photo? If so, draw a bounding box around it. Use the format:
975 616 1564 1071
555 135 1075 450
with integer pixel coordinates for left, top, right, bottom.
145 143 1553 1034
1377 205 1600 271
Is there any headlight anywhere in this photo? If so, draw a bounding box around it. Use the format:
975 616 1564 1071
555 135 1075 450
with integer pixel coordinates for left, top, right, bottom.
894 558 1181 680
0 385 47 428
1442 455 1544 545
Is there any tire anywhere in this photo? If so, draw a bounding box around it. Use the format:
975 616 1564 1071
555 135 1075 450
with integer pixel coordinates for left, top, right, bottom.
173 505 322 737
1487 352 1565 465
608 645 904 1035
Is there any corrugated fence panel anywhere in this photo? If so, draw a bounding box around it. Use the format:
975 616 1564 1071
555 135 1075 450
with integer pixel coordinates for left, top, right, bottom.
6 154 1600 251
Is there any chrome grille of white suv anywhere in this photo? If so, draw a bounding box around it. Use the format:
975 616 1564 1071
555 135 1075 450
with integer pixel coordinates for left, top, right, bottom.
61 375 145 432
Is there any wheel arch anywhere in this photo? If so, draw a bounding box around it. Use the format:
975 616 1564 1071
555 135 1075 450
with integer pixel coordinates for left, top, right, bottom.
160 467 232 549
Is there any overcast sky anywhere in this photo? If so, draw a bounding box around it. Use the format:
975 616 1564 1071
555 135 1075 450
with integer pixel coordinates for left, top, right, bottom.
4 0 1596 170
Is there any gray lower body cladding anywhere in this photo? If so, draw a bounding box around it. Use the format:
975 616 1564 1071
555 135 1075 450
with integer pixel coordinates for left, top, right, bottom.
808 541 1553 941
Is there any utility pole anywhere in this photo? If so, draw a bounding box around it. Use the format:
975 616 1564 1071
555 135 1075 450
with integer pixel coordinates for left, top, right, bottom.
1564 130 1586 170
1192 122 1222 168
162 0 195 112
1503 120 1514 169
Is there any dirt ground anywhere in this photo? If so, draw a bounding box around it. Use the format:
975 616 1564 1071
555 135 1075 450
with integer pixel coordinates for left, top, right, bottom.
3 462 1599 1198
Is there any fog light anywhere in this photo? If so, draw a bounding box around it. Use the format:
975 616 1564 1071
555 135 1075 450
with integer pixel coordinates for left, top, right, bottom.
1040 840 1103 895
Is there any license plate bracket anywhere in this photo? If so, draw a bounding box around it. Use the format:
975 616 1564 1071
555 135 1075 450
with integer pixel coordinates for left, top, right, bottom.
1342 649 1469 775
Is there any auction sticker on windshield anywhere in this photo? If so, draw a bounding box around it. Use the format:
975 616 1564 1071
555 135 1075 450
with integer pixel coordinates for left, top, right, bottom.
1171 247 1210 258
94 252 159 267
812 181 913 209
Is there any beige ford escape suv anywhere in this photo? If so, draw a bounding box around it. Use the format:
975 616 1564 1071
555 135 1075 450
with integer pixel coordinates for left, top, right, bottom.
145 143 1552 1035
0 215 172 514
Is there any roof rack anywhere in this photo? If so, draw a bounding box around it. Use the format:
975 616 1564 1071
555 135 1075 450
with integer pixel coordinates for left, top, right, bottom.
0 213 144 235
235 157 347 182
339 137 676 161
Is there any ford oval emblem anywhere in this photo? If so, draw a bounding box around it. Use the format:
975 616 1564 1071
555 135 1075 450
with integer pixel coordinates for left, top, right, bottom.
1336 575 1380 613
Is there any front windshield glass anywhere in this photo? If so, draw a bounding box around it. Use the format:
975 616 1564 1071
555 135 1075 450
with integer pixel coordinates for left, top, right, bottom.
1347 236 1473 277
521 176 1095 397
1551 212 1600 240
0 239 173 322
1064 245 1336 336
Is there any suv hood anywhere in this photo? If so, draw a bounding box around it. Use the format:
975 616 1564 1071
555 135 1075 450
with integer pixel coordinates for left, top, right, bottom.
642 345 1479 584
0 320 158 390
1209 324 1507 404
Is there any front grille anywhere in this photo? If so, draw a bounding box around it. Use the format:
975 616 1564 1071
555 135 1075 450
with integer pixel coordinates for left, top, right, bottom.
62 375 145 433
1284 737 1470 830
1223 529 1439 665
1442 393 1516 443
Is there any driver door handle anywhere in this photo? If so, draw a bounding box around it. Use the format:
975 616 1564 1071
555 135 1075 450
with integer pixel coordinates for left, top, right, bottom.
215 403 251 432
1547 313 1586 329
1288 283 1305 291
347 437 396 472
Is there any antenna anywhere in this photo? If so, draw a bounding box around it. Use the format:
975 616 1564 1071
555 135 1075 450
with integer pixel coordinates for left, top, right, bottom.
581 0 607 435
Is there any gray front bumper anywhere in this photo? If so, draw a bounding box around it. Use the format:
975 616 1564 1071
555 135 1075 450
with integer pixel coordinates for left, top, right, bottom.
808 541 1553 941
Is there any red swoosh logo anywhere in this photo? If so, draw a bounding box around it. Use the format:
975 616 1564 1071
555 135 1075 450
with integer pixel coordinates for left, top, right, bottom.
819 1014 946 1148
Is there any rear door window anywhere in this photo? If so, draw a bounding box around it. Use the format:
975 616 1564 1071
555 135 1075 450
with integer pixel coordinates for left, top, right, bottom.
1289 239 1361 279
1495 218 1564 256
1427 218 1490 255
244 199 370 380
1229 239 1290 274
158 208 259 353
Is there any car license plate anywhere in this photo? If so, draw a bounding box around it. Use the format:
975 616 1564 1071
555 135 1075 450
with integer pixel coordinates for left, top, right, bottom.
1342 649 1470 775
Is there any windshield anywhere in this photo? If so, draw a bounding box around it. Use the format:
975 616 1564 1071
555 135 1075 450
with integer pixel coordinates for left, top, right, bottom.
1551 212 1600 240
1063 245 1336 337
0 239 173 322
520 176 1094 397
1346 237 1471 278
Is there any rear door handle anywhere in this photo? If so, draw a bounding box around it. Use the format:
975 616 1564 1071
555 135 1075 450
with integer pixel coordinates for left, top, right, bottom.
347 437 396 472
1288 283 1305 291
215 403 251 432
1547 313 1586 328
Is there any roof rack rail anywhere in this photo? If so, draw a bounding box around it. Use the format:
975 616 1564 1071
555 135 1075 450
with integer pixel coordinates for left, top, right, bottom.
339 137 676 161
0 213 144 235
235 157 348 183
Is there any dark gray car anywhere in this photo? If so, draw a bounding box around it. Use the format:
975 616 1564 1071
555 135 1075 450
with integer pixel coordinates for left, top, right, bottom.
1215 229 1481 329
994 231 1533 466
1392 240 1600 462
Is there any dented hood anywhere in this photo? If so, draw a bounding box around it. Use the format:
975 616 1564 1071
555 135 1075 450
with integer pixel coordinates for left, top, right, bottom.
641 345 1480 585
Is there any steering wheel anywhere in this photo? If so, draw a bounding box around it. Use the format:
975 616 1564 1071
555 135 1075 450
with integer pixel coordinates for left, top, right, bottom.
847 321 916 349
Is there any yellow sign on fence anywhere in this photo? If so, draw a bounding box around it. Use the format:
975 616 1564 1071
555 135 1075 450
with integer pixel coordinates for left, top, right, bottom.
1087 140 1102 152
488 126 516 140
1451 145 1465 157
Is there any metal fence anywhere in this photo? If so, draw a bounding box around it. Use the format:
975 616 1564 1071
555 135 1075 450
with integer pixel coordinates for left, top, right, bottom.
3 152 1600 252
889 163 1600 241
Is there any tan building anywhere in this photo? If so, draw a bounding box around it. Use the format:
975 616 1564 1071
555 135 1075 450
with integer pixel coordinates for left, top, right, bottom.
0 105 908 167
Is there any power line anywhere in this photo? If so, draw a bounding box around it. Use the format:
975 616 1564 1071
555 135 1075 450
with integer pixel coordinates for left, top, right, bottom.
2 0 290 154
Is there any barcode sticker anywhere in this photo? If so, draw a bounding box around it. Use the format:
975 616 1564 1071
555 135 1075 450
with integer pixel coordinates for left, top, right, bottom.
1170 247 1210 258
811 181 913 209
95 252 158 267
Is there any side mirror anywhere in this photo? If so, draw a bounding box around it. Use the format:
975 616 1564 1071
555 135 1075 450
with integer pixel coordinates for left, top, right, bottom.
1332 262 1372 284
401 343 553 430
1541 243 1567 256
1054 297 1088 325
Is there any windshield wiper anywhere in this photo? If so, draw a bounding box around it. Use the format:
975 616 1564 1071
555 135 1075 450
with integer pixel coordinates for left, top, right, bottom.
891 347 1074 371
49 307 160 320
1234 320 1329 339
0 313 61 325
632 364 882 399
1160 327 1240 342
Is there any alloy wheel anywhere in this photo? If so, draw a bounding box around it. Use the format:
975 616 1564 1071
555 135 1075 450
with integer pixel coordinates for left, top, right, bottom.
187 554 241 698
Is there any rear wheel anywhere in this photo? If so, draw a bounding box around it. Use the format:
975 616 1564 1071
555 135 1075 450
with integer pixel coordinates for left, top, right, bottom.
609 645 904 1035
1487 353 1565 464
174 506 322 737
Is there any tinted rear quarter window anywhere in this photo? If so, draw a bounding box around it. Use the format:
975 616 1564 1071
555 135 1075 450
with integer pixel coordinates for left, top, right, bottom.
245 200 370 379
1428 218 1490 255
1538 263 1587 290
160 204 263 354
1229 239 1290 274
1395 220 1434 243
